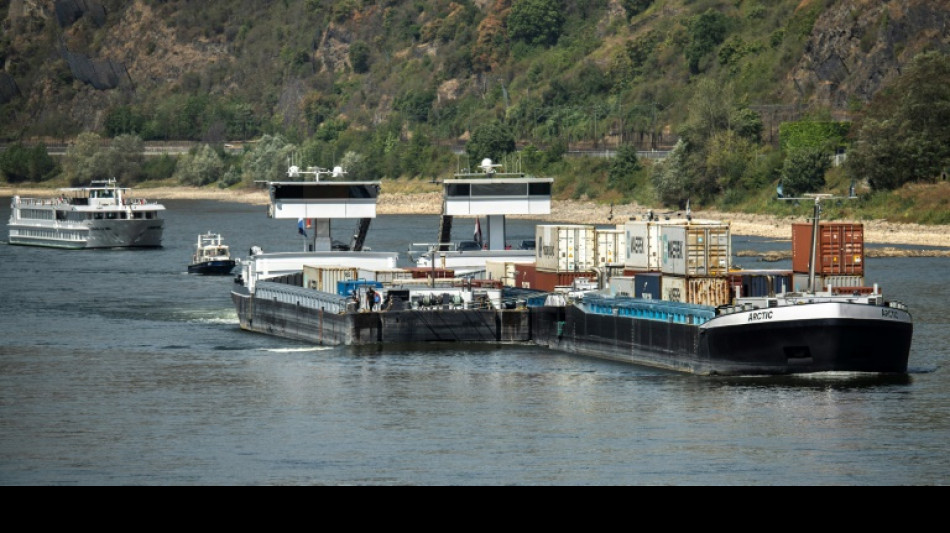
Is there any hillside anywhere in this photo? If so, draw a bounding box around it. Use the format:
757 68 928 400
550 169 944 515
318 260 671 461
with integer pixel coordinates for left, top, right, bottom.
1 0 949 225
2 0 946 142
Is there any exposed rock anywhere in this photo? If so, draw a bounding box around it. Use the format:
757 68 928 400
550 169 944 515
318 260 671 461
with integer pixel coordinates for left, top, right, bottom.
789 0 950 109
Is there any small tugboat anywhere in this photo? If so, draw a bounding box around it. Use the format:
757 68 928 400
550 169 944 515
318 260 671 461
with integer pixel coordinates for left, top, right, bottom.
188 232 237 275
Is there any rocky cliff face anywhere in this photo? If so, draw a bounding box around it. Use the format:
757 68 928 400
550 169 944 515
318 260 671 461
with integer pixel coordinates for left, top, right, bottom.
787 0 950 110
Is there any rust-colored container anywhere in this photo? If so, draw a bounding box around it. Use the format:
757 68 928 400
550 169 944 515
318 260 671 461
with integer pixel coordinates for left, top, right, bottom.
515 263 595 291
407 267 455 280
661 275 732 307
792 223 864 275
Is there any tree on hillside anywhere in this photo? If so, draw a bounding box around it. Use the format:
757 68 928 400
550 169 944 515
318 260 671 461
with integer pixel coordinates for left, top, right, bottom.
242 134 297 185
651 139 693 208
675 79 763 202
61 132 145 185
846 50 950 191
621 0 654 20
780 147 830 198
174 144 224 186
607 144 642 192
685 9 730 74
466 121 516 167
507 0 565 47
0 142 58 183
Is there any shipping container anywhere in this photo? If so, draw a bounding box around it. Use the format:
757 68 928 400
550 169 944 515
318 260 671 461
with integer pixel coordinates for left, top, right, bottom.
358 268 414 285
485 260 535 287
535 224 596 273
791 222 864 275
514 263 595 292
608 276 636 297
302 265 358 293
406 267 455 280
661 275 732 307
728 270 793 298
624 218 725 271
634 272 662 299
623 220 665 271
595 229 626 267
660 223 731 276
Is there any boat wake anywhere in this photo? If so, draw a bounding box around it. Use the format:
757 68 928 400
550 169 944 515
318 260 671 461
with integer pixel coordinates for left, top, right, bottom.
263 347 334 353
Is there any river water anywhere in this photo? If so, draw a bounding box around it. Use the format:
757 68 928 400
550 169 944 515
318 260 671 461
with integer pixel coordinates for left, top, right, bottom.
1 198 948 486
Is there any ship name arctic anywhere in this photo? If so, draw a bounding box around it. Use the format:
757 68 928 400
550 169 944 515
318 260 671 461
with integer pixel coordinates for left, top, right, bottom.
748 310 774 322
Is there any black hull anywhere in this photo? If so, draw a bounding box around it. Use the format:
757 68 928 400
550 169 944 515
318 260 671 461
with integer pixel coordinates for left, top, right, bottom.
535 305 912 376
699 317 912 375
232 287 912 376
231 287 532 346
189 261 236 275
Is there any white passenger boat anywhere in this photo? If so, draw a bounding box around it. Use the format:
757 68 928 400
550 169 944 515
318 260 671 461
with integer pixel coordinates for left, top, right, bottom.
7 179 165 249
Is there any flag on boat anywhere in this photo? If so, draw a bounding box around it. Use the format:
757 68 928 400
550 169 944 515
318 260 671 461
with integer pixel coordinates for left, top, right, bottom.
297 218 308 238
474 217 482 246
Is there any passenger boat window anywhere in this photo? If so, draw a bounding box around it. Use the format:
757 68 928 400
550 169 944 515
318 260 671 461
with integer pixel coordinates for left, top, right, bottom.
95 213 104 219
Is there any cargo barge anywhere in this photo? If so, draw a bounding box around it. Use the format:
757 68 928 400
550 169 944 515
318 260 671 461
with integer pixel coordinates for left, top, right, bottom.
232 171 913 376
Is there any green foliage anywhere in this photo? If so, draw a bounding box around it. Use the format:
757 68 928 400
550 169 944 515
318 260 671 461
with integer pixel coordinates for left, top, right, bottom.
174 144 225 186
779 121 850 152
141 154 178 182
507 0 566 47
651 139 693 208
394 89 436 123
61 133 145 185
350 41 371 74
607 144 642 192
0 142 58 183
621 0 653 20
780 146 829 197
241 134 297 185
104 106 147 137
466 121 516 164
846 50 950 191
685 9 730 74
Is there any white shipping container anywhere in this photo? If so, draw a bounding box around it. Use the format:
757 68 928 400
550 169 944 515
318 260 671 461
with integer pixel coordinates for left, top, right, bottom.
303 265 358 293
661 275 731 307
624 221 663 271
660 224 731 276
358 268 414 285
595 229 626 267
536 224 595 272
625 218 729 271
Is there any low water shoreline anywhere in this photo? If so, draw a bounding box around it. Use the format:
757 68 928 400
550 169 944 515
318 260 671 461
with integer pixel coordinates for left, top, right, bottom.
4 185 949 248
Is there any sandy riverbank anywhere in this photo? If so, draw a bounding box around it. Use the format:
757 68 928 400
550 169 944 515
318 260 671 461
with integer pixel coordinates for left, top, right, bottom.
4 185 949 248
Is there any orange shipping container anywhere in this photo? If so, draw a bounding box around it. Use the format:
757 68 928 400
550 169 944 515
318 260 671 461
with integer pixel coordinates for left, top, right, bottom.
792 223 864 275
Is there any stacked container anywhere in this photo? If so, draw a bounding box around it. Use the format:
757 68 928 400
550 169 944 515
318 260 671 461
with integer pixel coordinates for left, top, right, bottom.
514 263 596 292
303 265 358 293
791 222 864 275
594 227 626 268
358 268 414 285
535 224 596 273
485 260 535 287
